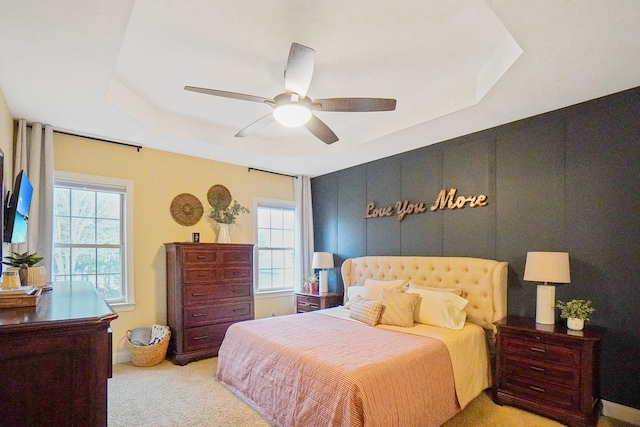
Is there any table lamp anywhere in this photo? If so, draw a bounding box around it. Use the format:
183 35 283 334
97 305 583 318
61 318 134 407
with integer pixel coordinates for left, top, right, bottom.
523 251 571 324
312 252 334 295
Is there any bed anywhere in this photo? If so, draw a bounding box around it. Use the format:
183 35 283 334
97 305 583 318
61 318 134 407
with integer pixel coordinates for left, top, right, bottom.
217 256 508 427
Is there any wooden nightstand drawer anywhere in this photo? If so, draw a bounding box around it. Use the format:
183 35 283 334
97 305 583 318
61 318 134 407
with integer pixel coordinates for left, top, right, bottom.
502 374 580 409
502 335 581 366
295 292 343 313
502 354 580 388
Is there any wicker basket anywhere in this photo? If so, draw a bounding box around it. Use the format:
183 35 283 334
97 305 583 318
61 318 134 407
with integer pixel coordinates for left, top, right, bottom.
126 330 171 367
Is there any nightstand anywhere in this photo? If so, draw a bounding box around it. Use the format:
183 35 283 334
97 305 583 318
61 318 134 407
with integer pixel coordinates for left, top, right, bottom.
493 316 605 427
295 292 343 313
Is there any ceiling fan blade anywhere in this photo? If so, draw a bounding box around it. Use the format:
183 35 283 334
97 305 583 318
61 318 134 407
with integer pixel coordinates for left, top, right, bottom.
235 114 275 137
304 115 338 145
185 86 272 104
284 43 315 98
314 98 397 112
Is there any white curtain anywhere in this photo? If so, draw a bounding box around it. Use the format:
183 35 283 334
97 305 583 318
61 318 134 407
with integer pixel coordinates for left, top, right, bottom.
13 119 54 280
295 174 314 291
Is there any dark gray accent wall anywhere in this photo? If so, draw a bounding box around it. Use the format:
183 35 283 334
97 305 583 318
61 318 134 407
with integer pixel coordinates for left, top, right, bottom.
311 87 640 409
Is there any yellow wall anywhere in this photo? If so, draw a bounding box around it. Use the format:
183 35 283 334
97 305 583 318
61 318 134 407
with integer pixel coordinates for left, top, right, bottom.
53 133 295 357
0 87 13 262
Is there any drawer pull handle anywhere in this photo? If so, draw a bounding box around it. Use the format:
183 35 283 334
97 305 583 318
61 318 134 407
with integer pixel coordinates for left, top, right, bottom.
529 385 545 393
193 335 208 341
529 346 546 353
232 289 244 293
530 366 546 373
192 313 206 317
233 308 246 312
196 255 206 259
197 273 207 277
192 292 207 296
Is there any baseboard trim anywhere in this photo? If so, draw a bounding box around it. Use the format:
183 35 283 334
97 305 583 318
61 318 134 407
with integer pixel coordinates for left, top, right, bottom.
602 400 640 425
113 350 131 364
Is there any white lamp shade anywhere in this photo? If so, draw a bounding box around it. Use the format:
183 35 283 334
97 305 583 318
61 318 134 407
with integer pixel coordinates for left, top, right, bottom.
312 252 334 269
524 252 571 284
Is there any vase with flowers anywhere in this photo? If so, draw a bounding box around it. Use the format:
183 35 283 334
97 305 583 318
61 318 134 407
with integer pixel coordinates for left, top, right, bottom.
209 197 249 243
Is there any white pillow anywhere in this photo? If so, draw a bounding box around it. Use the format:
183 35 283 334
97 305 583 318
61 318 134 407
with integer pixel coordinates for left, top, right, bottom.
408 282 464 297
363 279 406 300
345 286 367 308
406 288 468 330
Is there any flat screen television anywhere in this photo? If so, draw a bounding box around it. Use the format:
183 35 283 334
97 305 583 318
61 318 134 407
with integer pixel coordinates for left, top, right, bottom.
3 170 33 244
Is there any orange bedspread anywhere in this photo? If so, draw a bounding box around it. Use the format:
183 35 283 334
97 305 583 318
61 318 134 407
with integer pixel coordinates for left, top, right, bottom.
217 312 460 427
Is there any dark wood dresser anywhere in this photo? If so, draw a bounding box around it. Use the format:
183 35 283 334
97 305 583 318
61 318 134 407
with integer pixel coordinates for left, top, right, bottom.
295 292 343 313
0 282 117 427
493 315 605 427
164 242 254 365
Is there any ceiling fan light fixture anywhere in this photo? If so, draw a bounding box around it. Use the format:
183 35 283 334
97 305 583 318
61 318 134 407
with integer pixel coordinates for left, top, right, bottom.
273 103 312 127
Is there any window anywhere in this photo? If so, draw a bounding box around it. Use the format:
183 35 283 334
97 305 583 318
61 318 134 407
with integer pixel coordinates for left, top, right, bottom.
256 200 295 293
53 172 134 308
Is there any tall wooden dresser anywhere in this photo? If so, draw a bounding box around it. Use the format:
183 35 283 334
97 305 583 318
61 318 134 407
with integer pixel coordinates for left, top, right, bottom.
164 242 254 365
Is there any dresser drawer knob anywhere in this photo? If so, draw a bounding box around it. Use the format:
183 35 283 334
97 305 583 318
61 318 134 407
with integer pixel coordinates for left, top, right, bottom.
192 313 206 317
193 335 208 341
192 292 207 297
232 289 243 293
529 385 545 393
197 273 207 277
530 346 546 353
529 366 546 373
233 308 246 312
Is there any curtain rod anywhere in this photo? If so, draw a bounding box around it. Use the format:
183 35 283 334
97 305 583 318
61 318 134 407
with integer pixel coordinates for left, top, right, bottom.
248 167 297 179
25 122 143 152
54 129 143 152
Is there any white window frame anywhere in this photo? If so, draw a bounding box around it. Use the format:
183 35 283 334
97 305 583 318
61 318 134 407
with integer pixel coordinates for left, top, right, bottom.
53 171 135 312
254 197 296 299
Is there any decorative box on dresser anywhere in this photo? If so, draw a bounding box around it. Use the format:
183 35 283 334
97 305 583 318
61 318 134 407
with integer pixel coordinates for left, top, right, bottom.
165 242 254 365
493 315 605 427
0 282 117 427
295 292 343 313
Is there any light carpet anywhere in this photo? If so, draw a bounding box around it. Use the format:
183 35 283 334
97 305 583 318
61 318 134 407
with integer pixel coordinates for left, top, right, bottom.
108 358 634 427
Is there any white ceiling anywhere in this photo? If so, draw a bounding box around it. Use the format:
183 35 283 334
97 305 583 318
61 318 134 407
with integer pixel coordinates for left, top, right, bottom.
1 1 639 177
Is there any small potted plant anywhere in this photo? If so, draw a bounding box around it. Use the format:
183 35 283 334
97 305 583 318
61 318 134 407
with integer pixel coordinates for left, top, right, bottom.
2 251 46 287
303 273 319 294
556 299 595 331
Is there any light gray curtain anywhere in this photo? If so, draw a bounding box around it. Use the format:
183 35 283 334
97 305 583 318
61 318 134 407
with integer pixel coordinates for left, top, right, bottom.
13 119 54 280
295 174 314 291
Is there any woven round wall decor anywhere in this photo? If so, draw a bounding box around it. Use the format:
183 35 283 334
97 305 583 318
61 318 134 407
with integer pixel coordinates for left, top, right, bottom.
170 193 203 226
207 184 232 208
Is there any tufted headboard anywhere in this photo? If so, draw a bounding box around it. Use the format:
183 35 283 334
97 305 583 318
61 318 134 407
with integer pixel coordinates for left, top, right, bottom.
341 256 508 331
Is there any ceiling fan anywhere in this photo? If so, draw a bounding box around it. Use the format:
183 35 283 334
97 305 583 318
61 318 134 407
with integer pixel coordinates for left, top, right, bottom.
185 43 397 145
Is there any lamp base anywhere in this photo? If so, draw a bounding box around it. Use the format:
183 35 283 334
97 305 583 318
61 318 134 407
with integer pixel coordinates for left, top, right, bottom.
319 270 328 294
536 284 556 325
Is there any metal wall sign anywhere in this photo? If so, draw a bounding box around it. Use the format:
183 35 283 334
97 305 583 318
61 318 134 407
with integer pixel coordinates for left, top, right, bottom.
365 188 488 221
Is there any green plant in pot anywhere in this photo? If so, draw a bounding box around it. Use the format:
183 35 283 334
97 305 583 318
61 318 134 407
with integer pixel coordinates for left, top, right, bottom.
303 273 319 294
556 299 595 331
2 251 45 287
